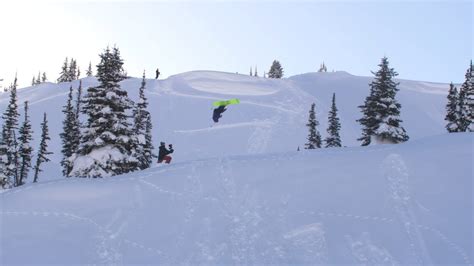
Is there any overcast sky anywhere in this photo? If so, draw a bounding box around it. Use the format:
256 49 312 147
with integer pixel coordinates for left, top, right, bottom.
0 0 472 88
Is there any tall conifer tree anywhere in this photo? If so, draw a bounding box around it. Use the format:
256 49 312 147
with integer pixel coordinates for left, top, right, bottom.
325 93 342 147
357 57 408 145
18 101 33 185
33 113 52 183
305 103 322 149
1 76 20 185
72 46 136 177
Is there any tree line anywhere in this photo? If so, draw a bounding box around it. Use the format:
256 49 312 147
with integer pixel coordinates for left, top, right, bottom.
304 57 473 149
0 76 52 188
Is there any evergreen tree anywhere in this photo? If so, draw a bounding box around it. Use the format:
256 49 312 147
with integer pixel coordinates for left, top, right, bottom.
18 101 33 185
133 72 154 170
254 66 258 77
11 131 19 186
268 60 283 78
357 57 408 145
445 83 461 132
72 46 136 177
77 66 81 79
1 76 20 185
86 61 93 77
60 86 80 176
325 93 342 147
75 80 82 120
144 113 154 167
458 61 473 131
32 76 36 86
33 113 52 183
36 72 41 84
305 103 322 149
318 62 327 72
69 58 77 81
42 72 47 83
250 66 252 76
57 57 69 83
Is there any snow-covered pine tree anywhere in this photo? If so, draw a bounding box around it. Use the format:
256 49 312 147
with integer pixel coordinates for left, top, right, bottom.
33 113 52 183
133 71 154 170
357 57 408 145
31 76 36 86
458 61 473 131
357 84 378 146
325 93 342 147
144 113 155 167
11 131 19 186
42 72 47 83
305 103 322 149
1 76 20 185
77 66 81 79
467 61 474 131
75 80 82 120
71 46 137 177
18 101 33 186
69 58 77 81
57 57 69 83
250 66 252 76
60 86 80 176
86 61 93 77
254 66 258 77
445 83 461 132
268 60 283 78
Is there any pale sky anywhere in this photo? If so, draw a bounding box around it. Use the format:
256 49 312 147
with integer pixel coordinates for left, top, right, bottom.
0 0 472 88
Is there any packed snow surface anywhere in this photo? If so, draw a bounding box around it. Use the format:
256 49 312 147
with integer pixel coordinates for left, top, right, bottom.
1 133 472 264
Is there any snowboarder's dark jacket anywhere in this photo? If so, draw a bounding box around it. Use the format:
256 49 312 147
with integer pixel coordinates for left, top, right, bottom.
158 144 174 161
212 105 227 123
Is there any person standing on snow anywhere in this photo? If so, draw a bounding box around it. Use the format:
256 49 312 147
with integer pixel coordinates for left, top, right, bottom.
158 142 173 164
155 68 160 79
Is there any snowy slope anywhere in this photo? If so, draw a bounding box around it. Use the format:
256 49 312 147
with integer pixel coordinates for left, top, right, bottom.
1 133 472 265
0 70 455 180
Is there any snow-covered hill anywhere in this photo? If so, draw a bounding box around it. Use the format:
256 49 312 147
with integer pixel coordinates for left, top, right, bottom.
0 71 454 179
1 133 472 264
1 71 472 265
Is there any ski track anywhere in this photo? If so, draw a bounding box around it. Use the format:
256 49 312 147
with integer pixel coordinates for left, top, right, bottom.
174 120 274 134
171 160 204 264
300 210 472 265
383 153 433 265
216 158 261 264
346 232 400 266
246 116 280 154
283 222 329 264
0 210 170 264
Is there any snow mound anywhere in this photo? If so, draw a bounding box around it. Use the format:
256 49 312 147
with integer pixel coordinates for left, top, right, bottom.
168 71 280 96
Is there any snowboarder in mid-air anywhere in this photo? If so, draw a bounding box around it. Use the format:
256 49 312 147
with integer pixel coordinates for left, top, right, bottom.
158 142 173 164
212 105 227 123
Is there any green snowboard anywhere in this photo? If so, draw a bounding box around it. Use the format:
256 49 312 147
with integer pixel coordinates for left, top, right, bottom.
212 98 240 107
